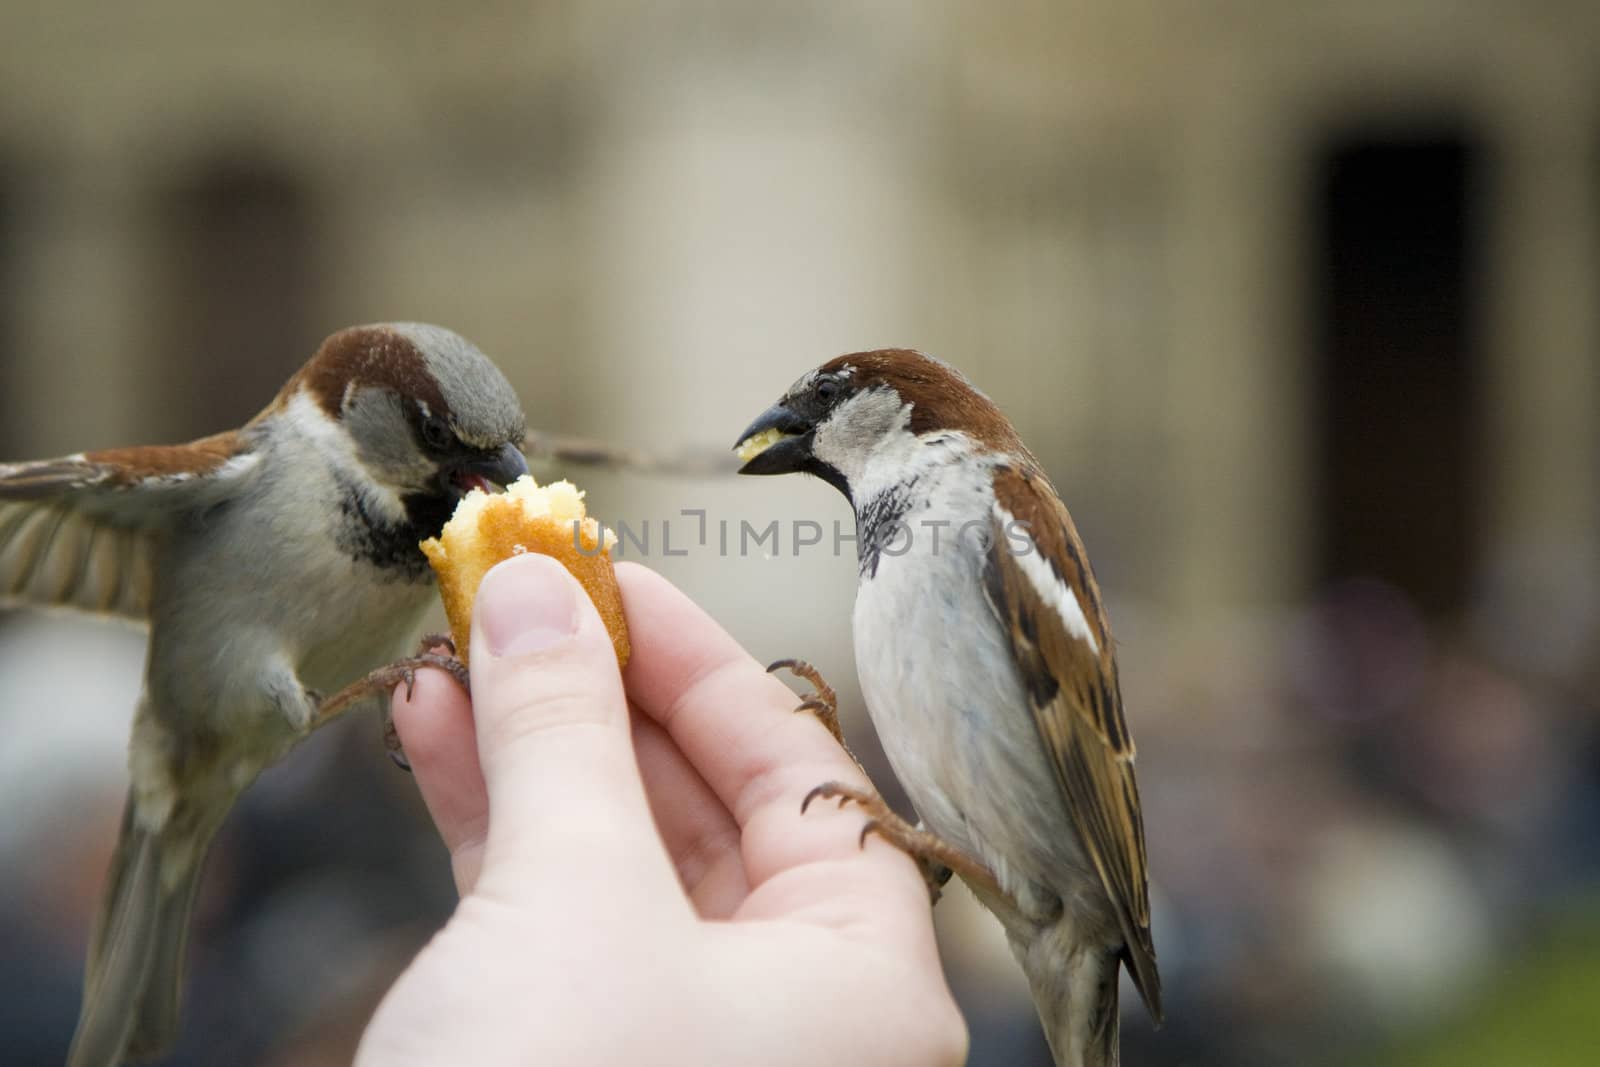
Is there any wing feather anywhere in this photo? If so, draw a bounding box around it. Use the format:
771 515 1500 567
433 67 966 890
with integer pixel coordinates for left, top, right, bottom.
0 432 253 620
986 462 1162 1022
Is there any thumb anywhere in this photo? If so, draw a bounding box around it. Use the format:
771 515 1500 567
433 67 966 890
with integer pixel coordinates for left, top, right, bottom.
467 554 677 906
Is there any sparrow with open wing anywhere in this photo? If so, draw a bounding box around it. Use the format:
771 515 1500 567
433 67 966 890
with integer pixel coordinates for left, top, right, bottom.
0 323 539 1066
735 349 1161 1067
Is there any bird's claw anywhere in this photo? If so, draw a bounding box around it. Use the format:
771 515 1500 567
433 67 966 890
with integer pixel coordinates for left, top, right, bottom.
383 716 411 771
767 658 846 749
379 636 469 771
801 782 846 814
419 633 458 657
310 638 470 774
799 780 972 904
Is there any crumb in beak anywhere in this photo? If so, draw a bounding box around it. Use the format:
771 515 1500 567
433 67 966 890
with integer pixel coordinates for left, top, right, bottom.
735 427 791 464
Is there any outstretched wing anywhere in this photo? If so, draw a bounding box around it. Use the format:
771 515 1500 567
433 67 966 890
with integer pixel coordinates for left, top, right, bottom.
984 462 1162 1022
0 432 254 619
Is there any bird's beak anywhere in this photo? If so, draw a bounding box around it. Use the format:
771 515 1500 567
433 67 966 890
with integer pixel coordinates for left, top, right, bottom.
446 442 529 496
733 404 813 475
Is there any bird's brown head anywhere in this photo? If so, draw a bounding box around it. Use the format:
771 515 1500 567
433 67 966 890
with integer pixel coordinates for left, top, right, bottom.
734 348 1021 501
282 323 529 538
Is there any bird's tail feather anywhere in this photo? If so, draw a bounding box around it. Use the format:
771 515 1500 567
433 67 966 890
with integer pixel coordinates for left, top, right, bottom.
1029 940 1122 1067
126 848 206 1060
1079 966 1121 1067
68 797 209 1067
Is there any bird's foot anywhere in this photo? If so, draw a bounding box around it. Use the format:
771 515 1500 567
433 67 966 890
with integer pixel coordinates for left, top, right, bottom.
312 635 468 771
800 781 994 905
767 658 847 750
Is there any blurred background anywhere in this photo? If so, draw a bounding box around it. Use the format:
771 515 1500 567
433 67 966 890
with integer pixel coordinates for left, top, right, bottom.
2 2 1598 1064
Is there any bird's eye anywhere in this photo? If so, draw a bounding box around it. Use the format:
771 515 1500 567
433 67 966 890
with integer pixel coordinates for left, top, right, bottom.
816 378 839 403
421 415 453 451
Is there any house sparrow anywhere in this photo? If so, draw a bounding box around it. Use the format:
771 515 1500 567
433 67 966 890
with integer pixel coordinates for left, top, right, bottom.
735 349 1161 1067
0 323 530 1067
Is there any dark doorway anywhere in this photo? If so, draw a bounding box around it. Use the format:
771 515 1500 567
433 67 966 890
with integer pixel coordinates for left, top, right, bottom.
1310 129 1486 615
151 154 322 441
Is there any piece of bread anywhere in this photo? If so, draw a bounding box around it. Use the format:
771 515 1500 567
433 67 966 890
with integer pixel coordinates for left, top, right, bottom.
735 427 788 464
420 475 630 666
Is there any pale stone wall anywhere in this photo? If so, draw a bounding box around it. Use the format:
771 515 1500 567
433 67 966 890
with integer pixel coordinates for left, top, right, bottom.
0 0 1595 622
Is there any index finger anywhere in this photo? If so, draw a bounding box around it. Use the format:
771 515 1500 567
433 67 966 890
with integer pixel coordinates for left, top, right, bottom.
617 563 914 888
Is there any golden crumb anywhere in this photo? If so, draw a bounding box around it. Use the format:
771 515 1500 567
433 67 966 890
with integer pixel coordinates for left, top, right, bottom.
735 427 790 464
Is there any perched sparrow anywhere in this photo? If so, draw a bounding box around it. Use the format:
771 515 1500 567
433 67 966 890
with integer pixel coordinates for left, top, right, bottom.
0 323 529 1067
736 349 1161 1067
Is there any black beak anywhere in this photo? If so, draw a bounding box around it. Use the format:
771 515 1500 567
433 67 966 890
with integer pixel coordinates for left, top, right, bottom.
446 442 529 496
733 404 814 476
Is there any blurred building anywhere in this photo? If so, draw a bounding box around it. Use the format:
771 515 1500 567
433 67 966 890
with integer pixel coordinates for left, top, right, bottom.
3 2 1595 617
1 3 1597 1066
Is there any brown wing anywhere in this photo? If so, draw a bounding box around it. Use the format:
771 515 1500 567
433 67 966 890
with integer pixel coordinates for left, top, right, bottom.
985 462 1162 1022
0 432 251 619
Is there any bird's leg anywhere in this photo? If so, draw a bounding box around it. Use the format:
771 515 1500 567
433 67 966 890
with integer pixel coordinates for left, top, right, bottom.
801 781 995 906
310 635 468 771
767 658 849 752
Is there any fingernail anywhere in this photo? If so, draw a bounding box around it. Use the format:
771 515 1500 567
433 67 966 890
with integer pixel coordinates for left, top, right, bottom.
477 555 579 657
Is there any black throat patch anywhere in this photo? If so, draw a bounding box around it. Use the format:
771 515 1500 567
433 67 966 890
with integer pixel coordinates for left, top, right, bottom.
333 475 444 582
854 475 920 579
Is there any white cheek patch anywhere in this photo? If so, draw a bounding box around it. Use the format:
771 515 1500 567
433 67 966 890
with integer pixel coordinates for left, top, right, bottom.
286 390 355 453
810 388 912 487
994 504 1100 655
281 389 407 519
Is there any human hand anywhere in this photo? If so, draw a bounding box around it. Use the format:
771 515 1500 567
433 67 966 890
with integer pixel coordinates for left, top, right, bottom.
357 555 967 1066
